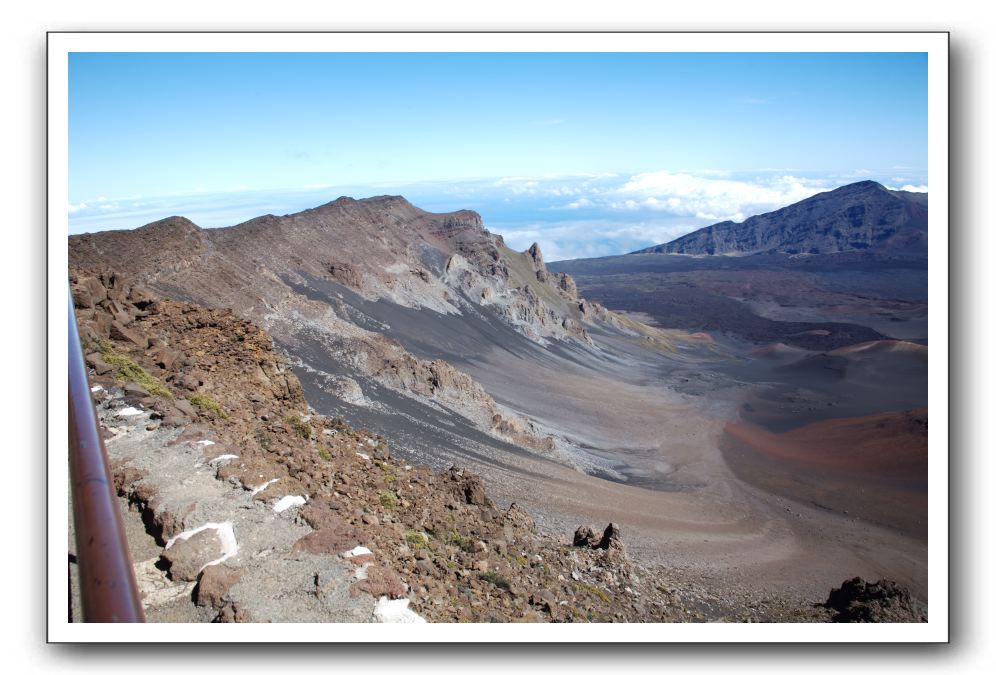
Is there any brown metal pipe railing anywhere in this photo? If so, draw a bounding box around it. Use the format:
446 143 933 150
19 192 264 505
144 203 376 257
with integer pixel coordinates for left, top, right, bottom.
68 292 145 622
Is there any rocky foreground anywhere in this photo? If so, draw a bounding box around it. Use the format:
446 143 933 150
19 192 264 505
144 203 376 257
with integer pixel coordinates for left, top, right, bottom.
69 271 926 623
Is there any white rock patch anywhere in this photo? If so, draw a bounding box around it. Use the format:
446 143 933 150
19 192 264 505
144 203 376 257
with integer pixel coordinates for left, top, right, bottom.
194 440 216 447
116 406 144 417
273 495 306 513
342 546 372 558
90 385 103 393
355 452 370 461
374 597 426 624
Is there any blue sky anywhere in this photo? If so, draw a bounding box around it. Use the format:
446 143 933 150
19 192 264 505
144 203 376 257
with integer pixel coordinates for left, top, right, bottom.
68 52 927 260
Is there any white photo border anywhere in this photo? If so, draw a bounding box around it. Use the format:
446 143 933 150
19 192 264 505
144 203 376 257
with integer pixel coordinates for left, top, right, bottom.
47 31 949 643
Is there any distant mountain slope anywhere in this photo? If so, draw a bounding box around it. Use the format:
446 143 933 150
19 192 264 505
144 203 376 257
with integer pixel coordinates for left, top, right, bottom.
632 181 928 256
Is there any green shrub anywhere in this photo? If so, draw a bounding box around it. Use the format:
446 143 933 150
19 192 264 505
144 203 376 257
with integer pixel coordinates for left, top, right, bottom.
317 446 332 461
189 393 228 419
580 583 610 603
405 530 429 550
378 490 397 509
448 531 475 554
374 460 397 483
95 338 173 399
283 414 312 439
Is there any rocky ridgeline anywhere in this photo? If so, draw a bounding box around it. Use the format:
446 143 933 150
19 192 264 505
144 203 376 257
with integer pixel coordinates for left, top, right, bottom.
71 273 922 623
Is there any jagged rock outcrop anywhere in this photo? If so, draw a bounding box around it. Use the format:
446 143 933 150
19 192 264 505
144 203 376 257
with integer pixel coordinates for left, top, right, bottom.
633 181 928 256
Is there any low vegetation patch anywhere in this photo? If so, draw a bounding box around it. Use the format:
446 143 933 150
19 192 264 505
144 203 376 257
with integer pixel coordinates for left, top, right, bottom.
189 392 229 419
448 530 476 554
374 460 397 483
480 571 512 591
580 583 610 603
378 490 398 509
284 414 312 439
94 338 173 399
317 446 332 461
405 530 430 550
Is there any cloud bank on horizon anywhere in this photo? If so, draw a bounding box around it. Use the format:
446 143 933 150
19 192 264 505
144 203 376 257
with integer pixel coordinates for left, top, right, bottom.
68 169 927 261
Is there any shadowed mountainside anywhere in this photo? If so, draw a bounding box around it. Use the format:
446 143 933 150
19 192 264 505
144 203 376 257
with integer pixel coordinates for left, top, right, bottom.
631 181 927 257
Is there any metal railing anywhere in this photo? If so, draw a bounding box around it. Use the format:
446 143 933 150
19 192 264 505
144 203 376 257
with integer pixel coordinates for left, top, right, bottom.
68 294 145 622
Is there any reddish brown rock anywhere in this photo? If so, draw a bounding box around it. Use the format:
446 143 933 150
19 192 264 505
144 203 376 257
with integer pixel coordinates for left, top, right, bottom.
299 501 341 530
350 565 407 599
109 320 149 349
214 602 252 623
161 529 224 581
217 458 284 491
112 465 146 496
195 565 243 609
291 523 367 556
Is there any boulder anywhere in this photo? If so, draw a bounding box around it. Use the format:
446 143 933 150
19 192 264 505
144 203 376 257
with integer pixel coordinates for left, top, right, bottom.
109 320 148 349
447 466 490 507
85 352 113 375
504 503 536 533
149 346 182 371
573 526 600 548
72 284 94 309
350 565 407 599
195 565 243 609
123 382 150 399
161 529 225 582
173 399 197 418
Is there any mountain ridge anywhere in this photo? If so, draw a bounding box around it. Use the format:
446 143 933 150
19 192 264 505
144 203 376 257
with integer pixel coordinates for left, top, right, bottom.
630 181 928 257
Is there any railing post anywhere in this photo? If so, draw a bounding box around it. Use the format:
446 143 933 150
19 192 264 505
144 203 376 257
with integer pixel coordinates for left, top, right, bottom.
68 292 145 622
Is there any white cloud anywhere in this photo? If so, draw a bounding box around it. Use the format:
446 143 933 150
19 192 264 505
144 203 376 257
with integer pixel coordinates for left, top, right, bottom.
896 184 929 193
563 197 593 210
68 203 87 213
608 171 823 222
